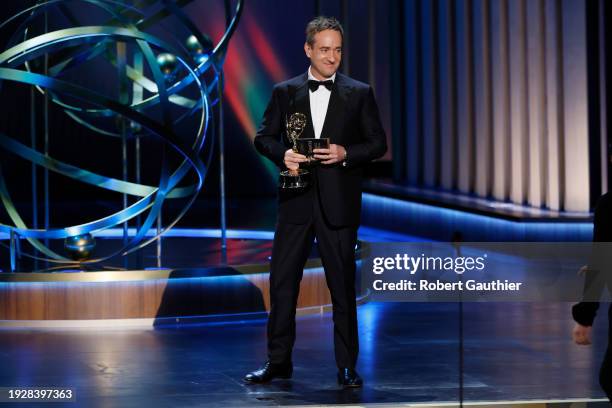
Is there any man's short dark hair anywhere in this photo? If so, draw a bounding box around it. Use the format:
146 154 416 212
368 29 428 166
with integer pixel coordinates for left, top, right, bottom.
305 16 344 46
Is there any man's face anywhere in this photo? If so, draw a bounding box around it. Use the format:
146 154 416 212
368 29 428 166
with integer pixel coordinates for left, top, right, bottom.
304 29 342 80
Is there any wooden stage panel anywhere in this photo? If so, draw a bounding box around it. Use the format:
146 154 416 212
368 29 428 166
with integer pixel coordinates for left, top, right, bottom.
0 267 337 321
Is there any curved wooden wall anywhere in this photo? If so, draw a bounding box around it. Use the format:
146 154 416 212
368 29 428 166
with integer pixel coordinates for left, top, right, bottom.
0 266 341 321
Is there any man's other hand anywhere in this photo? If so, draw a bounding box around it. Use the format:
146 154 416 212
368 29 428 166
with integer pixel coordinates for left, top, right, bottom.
573 323 592 345
313 144 346 164
284 149 308 170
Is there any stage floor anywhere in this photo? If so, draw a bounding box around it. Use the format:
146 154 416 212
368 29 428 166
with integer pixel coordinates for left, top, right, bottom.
0 301 608 407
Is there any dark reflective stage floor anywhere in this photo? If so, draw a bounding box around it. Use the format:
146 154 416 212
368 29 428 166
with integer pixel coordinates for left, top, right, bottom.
0 301 608 407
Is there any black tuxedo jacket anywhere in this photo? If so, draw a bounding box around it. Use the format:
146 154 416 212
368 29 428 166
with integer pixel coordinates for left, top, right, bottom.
254 72 387 227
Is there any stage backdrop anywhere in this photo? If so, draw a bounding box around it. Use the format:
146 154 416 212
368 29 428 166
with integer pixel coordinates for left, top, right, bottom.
393 0 609 212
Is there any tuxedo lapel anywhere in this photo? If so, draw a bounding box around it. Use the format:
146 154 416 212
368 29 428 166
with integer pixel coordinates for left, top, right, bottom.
320 75 346 144
289 74 315 139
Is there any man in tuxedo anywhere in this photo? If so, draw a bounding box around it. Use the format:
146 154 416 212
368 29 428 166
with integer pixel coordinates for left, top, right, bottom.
244 16 387 387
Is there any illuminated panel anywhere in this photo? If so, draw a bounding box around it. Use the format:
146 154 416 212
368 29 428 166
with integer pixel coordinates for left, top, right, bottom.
362 193 592 242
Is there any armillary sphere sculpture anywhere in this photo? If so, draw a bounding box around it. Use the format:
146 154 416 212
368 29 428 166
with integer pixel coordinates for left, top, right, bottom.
0 0 243 267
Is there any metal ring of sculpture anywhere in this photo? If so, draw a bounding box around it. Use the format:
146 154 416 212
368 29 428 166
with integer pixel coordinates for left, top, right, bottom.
0 0 243 264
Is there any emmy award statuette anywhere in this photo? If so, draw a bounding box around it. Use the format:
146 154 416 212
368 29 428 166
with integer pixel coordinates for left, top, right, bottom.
279 113 310 189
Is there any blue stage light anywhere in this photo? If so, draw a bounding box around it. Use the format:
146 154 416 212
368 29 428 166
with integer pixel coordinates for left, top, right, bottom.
362 193 593 242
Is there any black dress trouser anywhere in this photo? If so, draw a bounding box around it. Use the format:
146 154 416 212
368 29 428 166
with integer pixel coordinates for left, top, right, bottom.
266 179 359 369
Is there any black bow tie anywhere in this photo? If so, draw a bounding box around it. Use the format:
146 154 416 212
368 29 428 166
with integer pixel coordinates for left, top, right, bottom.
308 79 333 92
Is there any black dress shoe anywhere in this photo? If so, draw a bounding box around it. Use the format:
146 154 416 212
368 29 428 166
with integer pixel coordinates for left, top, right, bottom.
244 361 292 384
337 367 363 388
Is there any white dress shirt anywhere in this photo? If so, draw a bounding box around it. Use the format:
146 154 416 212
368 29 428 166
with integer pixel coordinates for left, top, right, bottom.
308 66 335 139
